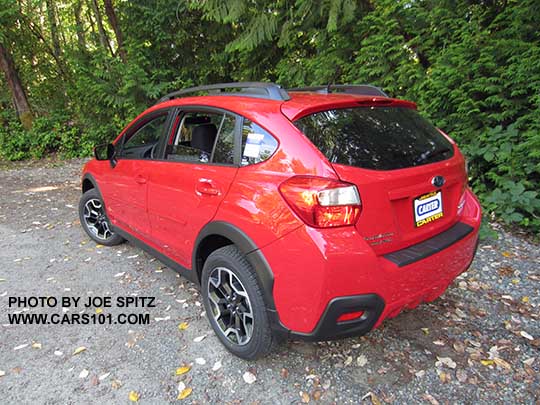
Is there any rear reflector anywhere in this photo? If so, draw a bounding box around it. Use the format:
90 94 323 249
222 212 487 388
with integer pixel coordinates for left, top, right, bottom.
279 176 361 228
337 311 365 322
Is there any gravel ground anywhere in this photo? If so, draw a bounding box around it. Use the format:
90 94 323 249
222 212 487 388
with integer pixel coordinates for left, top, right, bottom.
0 159 538 404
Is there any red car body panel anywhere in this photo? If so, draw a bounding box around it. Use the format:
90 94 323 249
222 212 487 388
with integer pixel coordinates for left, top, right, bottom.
82 89 482 339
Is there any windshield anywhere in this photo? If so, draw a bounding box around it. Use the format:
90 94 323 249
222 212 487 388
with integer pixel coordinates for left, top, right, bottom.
294 107 454 170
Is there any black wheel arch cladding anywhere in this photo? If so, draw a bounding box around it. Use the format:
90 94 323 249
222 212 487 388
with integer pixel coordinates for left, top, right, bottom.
193 221 276 311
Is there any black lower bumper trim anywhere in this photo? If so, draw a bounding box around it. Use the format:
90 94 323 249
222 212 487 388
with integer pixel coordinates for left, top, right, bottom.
384 222 474 267
270 294 385 342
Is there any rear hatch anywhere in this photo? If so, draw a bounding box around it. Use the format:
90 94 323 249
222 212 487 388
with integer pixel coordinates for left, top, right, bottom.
294 105 467 254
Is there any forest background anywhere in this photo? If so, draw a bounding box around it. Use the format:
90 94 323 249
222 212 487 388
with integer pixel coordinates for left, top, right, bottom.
0 0 538 234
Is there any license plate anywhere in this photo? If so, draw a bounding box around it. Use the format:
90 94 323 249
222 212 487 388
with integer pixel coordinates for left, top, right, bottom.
414 191 443 227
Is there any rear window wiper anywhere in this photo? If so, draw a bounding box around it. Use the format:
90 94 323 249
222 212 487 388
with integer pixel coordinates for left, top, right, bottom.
415 147 452 164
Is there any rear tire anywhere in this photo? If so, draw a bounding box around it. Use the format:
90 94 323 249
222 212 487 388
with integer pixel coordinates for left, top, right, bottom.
201 245 274 360
79 189 125 246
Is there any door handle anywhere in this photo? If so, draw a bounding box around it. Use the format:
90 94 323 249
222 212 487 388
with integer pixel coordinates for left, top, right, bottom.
135 174 147 184
196 179 220 196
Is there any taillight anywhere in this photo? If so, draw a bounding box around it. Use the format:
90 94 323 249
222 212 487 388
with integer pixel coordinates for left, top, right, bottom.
278 176 361 228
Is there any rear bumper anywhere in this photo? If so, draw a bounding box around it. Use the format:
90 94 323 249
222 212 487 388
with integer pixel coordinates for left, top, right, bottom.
270 294 385 341
263 188 482 339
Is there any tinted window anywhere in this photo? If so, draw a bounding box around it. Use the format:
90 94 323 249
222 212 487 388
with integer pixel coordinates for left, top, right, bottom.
165 111 236 164
294 107 454 170
241 120 278 165
120 114 168 159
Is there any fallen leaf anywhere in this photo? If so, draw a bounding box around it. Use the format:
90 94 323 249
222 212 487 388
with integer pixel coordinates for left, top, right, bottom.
453 341 465 353
501 251 511 257
523 357 535 366
111 379 122 389
421 328 429 335
79 369 89 379
95 308 103 314
456 369 467 383
31 342 42 349
520 331 534 341
438 370 450 383
212 360 222 371
90 375 99 386
300 391 310 403
422 393 440 405
243 371 257 384
98 372 111 381
193 335 206 343
175 366 191 376
362 392 382 405
312 390 322 401
493 357 512 371
128 390 140 402
356 355 368 367
344 356 353 366
178 322 189 331
72 346 87 356
481 359 495 366
436 356 457 369
177 387 192 400
521 296 529 303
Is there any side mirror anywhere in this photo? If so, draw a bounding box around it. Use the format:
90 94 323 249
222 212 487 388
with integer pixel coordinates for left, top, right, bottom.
94 143 117 168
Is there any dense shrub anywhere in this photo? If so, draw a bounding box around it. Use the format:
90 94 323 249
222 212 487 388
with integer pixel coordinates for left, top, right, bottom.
1 0 538 234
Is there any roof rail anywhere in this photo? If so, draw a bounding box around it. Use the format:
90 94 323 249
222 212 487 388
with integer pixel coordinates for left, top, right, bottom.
156 82 290 104
288 84 388 98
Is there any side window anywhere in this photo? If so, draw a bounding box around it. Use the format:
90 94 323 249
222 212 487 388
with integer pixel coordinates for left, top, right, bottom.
120 114 168 159
241 119 278 165
165 111 236 165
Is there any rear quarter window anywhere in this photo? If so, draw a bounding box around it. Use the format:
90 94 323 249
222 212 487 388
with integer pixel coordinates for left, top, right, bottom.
241 119 278 165
294 107 454 170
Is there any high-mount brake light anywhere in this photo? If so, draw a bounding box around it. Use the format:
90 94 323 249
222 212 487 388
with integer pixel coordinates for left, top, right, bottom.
278 176 362 228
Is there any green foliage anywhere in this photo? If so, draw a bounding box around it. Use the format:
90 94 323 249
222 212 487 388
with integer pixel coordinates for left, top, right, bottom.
0 0 538 234
466 124 540 231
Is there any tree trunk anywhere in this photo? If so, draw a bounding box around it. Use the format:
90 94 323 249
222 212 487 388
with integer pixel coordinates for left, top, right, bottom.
0 42 33 129
45 0 62 60
103 0 126 62
89 0 114 56
73 0 87 54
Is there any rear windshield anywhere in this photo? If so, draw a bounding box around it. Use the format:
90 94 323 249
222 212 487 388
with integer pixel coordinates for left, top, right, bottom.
294 107 454 170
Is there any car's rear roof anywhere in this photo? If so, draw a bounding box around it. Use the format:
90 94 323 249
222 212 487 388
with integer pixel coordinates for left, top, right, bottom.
281 92 417 121
152 91 417 122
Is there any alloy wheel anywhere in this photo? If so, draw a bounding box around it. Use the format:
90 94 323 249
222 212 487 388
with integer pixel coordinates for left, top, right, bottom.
83 198 113 241
207 266 254 345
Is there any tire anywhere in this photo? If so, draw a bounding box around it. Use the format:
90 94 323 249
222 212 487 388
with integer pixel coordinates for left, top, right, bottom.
201 245 275 360
78 189 125 246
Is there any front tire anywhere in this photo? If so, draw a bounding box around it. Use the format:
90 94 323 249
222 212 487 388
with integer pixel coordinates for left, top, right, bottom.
79 189 125 246
201 245 274 360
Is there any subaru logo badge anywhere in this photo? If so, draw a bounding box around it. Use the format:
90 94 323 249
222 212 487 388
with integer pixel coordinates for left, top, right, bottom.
432 176 445 188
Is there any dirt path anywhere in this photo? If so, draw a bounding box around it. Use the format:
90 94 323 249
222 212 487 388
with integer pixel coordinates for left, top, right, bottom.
0 159 538 404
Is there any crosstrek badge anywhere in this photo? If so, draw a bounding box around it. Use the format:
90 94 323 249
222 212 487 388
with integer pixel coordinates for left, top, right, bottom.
414 191 444 227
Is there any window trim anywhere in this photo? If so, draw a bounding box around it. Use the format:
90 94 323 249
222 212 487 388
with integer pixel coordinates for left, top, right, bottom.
238 116 279 167
116 108 173 161
161 106 242 167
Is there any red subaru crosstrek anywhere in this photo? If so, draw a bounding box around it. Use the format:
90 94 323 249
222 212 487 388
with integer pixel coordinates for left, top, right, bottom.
79 83 481 359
